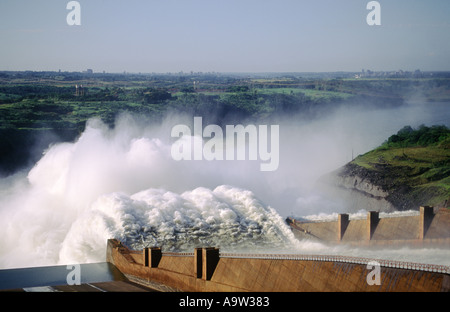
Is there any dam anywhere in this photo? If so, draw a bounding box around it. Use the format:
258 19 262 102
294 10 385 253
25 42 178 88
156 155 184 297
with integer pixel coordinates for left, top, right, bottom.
2 239 447 292
102 206 449 292
286 206 450 247
1 207 449 292
104 238 449 292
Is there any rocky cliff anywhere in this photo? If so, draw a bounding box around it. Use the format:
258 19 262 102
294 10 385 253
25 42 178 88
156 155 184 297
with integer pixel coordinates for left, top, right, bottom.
318 127 450 212
318 163 398 212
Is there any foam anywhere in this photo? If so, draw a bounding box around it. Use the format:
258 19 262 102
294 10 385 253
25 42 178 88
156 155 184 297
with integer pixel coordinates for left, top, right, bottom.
58 185 304 264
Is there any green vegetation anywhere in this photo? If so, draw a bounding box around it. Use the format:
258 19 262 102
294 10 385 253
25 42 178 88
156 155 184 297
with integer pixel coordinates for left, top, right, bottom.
352 125 450 208
385 125 450 148
1 70 450 176
0 76 358 132
2 71 450 130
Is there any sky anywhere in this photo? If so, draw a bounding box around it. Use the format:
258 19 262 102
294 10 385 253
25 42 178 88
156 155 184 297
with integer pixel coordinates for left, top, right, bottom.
0 0 449 73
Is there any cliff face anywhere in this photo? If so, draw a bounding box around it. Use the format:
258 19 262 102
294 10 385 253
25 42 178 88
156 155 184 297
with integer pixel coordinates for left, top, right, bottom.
319 163 397 213
335 163 390 198
319 161 449 212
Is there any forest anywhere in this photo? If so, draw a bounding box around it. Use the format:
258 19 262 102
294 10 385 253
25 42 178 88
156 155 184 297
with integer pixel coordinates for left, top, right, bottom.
386 125 450 148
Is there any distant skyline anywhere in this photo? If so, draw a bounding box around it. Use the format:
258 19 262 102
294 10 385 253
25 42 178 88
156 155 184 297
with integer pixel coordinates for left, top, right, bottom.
1 0 449 73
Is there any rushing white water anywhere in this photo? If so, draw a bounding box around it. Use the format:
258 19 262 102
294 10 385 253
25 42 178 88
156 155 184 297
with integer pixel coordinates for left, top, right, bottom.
59 185 304 264
0 116 304 268
0 102 449 269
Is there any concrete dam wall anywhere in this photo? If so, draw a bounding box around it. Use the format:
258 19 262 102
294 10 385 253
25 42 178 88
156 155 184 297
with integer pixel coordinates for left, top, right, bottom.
106 239 449 292
287 206 450 247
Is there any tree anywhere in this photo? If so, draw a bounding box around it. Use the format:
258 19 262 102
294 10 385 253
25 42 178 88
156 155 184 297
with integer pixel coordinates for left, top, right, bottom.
143 88 172 104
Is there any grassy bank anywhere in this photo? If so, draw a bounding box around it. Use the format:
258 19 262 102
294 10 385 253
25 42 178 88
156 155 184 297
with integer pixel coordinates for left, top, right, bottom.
351 125 450 208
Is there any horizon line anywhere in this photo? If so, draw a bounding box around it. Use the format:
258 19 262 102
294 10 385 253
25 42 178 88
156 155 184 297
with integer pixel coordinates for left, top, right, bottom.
2 69 450 75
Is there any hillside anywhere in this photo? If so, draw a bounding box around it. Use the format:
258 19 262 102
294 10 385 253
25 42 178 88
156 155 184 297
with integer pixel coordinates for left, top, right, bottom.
322 125 450 211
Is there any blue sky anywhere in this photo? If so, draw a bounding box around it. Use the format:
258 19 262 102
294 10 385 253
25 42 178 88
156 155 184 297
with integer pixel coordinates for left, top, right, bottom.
0 0 449 73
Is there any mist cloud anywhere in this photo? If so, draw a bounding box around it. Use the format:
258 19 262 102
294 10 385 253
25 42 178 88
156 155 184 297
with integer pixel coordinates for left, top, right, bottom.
0 99 448 269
